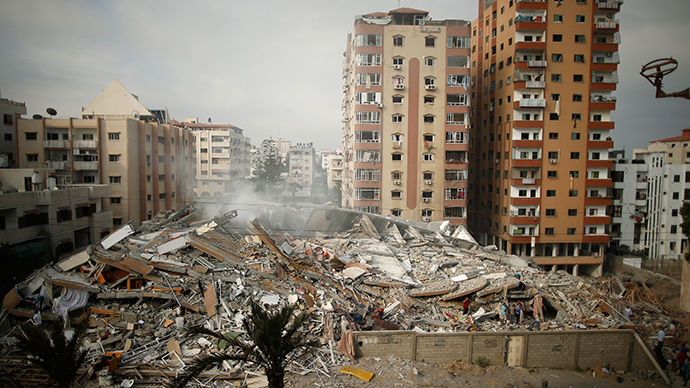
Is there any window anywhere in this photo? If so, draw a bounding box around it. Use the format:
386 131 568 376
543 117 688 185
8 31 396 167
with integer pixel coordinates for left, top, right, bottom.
447 56 470 68
570 152 580 159
392 114 403 123
392 153 402 161
109 176 122 184
158 155 165 163
355 34 382 47
548 151 559 159
393 57 404 66
552 53 563 62
391 209 402 217
554 14 563 22
425 36 436 47
572 94 583 102
424 57 436 66
569 190 578 197
546 209 556 217
355 169 381 181
549 113 559 120
355 73 382 86
392 134 403 142
570 171 579 178
673 192 680 200
159 193 166 200
545 228 555 235
425 77 436 87
549 132 558 140
4 133 11 141
568 209 578 217
552 74 562 82
424 115 435 123
109 154 120 162
356 92 381 104
110 197 122 205
551 94 560 101
147 175 151 182
674 174 681 182
567 228 576 235
393 36 404 46
158 174 165 181
108 132 120 141
591 152 601 160
547 170 558 178
392 96 403 104
355 111 381 124
26 154 39 162
355 53 382 66
572 113 582 121
391 191 402 199
571 133 581 140
573 74 583 82
25 132 37 140
447 74 468 87
423 153 433 161
574 54 585 63
576 15 585 23
448 36 470 48
424 96 435 104
553 34 562 42
575 35 586 43
547 190 556 197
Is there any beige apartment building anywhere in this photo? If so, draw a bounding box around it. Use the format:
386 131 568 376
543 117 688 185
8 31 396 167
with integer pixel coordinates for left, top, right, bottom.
0 92 27 167
342 8 471 225
0 168 113 258
16 80 195 226
288 142 315 188
177 119 251 198
470 0 621 274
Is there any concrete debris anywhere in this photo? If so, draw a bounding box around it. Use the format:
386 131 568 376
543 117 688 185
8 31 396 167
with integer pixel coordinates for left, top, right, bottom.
1 204 688 387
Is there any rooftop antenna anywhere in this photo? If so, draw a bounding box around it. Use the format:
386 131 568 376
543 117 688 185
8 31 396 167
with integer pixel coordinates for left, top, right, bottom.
46 108 57 118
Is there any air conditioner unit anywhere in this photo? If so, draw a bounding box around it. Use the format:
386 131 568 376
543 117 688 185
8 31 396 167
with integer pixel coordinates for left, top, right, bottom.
394 64 402 70
422 217 430 222
495 159 499 164
549 159 558 164
394 180 401 185
425 84 436 90
376 103 383 108
425 180 432 185
607 13 615 18
422 198 430 203
394 84 405 90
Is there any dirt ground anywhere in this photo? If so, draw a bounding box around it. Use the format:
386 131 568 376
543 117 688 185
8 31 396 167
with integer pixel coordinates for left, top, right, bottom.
285 355 685 388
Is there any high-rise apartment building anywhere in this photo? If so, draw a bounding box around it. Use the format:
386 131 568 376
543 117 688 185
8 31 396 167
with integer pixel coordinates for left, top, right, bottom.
177 119 251 198
342 8 471 224
470 0 621 274
16 80 195 226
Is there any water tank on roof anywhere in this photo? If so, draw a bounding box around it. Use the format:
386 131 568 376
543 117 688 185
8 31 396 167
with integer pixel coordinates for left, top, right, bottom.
31 172 42 185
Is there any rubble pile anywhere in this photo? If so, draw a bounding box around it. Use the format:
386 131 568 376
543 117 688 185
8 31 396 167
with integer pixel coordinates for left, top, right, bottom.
1 205 688 386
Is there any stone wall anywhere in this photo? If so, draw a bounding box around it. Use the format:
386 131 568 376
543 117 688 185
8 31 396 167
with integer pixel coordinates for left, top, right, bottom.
352 329 656 372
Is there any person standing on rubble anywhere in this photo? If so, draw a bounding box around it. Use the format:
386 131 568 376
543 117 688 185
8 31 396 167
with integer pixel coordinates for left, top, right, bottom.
681 357 689 386
515 302 523 324
500 302 508 323
658 325 667 351
463 298 470 316
623 306 632 321
508 303 515 324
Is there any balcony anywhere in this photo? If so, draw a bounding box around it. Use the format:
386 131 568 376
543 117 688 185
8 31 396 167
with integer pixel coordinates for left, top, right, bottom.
510 215 540 225
515 60 548 69
585 178 613 187
46 161 68 170
515 41 546 51
587 139 614 148
586 159 614 168
518 98 546 108
510 197 540 206
74 140 98 149
515 0 547 10
513 139 542 148
44 140 68 148
74 162 98 170
596 1 621 10
584 216 611 225
515 18 546 31
595 20 620 31
589 121 615 130
513 120 544 128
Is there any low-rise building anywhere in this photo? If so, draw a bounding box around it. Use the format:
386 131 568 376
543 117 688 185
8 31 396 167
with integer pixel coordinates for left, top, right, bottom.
0 168 113 258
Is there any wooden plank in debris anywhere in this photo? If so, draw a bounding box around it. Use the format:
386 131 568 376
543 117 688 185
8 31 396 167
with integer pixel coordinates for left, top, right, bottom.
121 257 154 276
441 277 488 301
167 339 182 358
204 282 217 317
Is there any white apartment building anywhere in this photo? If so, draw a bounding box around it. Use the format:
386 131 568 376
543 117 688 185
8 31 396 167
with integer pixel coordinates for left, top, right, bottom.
325 153 344 191
179 119 251 198
288 143 315 188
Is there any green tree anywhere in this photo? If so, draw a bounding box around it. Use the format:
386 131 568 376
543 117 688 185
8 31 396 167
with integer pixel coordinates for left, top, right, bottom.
254 150 284 192
15 314 90 388
680 201 690 260
170 301 317 388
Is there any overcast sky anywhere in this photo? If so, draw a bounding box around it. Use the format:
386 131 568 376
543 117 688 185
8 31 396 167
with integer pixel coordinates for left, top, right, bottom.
1 0 689 153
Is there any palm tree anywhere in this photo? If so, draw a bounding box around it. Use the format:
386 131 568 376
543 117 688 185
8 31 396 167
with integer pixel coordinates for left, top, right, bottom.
170 301 317 388
15 314 90 388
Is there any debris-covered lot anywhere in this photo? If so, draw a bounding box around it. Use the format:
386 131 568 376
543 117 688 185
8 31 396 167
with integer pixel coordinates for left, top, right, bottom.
1 204 688 387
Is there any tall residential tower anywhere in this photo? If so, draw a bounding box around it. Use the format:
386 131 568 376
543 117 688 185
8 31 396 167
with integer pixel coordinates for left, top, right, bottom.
470 0 621 274
342 8 472 227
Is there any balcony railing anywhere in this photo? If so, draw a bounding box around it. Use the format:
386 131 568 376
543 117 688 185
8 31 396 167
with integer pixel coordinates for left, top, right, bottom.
46 161 68 170
74 140 98 148
44 140 68 148
526 81 546 88
527 60 547 67
74 161 98 170
519 99 546 108
597 1 621 9
596 20 620 29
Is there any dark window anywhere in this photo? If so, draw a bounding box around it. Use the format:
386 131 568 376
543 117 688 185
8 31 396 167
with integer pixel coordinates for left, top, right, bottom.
25 132 37 140
552 34 563 42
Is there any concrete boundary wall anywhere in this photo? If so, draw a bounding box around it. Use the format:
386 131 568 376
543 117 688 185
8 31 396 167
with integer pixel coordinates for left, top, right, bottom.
353 329 656 372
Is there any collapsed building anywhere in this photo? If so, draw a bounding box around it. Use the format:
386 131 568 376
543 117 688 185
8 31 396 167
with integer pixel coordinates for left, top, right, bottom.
1 204 688 386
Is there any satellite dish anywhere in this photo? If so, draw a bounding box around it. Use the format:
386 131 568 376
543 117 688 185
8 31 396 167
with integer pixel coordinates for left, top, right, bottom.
33 114 43 120
132 110 140 119
46 108 57 117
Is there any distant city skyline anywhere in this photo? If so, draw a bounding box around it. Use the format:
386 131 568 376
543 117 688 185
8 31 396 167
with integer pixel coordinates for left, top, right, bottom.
1 0 689 151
